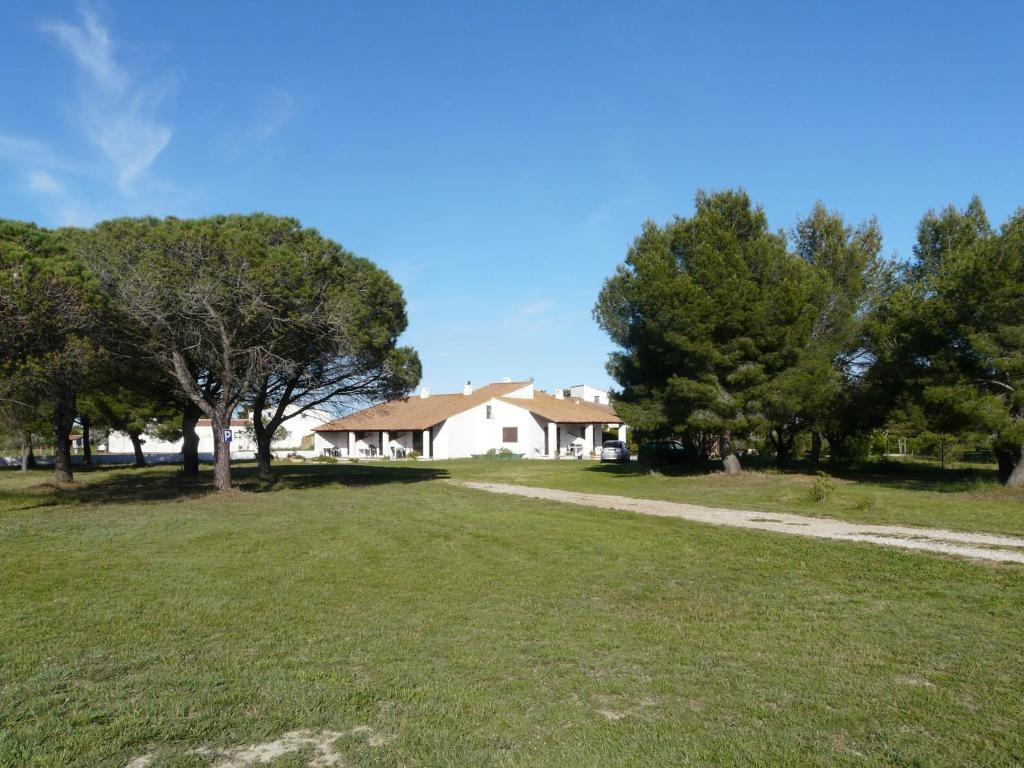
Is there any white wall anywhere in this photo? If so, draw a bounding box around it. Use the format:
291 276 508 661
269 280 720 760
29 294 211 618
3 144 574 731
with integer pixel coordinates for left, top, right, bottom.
568 384 609 405
103 406 329 455
505 382 534 399
105 432 183 454
273 407 330 448
439 398 539 458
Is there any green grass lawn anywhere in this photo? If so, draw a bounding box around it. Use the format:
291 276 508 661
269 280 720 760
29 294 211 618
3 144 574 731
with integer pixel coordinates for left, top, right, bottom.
433 457 1024 537
1 462 1023 766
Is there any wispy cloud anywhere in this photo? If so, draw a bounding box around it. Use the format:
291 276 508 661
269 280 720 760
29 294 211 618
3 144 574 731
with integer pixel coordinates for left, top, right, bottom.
500 298 555 331
40 8 128 94
247 87 294 143
584 201 614 229
224 87 296 157
23 170 93 226
26 170 64 195
520 299 554 317
0 132 70 171
41 5 173 192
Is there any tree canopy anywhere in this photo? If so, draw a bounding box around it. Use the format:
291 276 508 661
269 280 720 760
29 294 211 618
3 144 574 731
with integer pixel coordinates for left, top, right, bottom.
875 198 1024 485
0 220 109 483
595 190 820 472
76 213 420 489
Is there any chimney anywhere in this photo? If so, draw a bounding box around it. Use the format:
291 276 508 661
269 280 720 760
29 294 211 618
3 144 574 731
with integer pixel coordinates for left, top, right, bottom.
463 380 473 396
555 388 564 400
502 376 511 383
420 386 430 399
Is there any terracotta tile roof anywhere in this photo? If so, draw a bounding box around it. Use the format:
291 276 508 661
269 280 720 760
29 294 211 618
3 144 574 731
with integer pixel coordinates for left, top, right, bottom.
499 390 620 424
314 382 531 432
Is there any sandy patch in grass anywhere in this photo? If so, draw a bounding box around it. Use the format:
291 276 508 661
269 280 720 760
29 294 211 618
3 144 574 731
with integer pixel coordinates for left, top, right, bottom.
124 726 391 767
594 695 659 722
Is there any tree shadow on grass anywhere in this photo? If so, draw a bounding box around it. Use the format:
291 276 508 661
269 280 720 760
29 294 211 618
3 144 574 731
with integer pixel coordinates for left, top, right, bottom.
823 461 1002 494
581 457 1006 495
0 461 450 511
253 461 449 491
582 462 706 479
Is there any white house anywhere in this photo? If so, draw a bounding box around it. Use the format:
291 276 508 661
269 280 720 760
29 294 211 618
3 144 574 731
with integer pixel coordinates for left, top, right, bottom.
104 406 330 455
313 380 627 460
567 384 610 406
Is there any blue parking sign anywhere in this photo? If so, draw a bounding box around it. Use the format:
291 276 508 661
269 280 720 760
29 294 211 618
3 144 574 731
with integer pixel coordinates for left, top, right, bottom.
223 429 233 443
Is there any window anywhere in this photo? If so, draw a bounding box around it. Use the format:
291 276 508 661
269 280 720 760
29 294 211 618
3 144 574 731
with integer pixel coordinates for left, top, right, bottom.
594 396 600 403
502 427 518 443
486 405 493 419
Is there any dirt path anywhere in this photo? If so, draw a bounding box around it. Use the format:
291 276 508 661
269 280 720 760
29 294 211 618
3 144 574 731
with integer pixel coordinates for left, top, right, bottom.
456 481 1024 565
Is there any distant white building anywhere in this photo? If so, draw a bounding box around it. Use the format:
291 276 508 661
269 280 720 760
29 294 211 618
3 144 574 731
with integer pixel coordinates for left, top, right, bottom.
104 406 330 455
567 384 610 406
313 380 626 460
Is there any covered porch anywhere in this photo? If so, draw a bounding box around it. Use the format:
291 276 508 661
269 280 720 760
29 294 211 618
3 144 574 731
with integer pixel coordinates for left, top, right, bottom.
317 427 435 459
541 421 628 459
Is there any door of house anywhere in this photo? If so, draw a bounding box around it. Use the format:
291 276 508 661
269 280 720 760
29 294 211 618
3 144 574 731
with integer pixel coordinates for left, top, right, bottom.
413 430 423 453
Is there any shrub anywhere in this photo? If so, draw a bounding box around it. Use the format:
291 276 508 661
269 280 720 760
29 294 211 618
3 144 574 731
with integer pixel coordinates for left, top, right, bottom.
406 450 421 460
311 455 337 464
809 472 835 503
854 494 878 511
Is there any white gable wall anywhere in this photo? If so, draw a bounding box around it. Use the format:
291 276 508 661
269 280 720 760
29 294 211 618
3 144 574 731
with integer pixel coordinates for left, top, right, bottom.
439 397 538 458
504 382 534 399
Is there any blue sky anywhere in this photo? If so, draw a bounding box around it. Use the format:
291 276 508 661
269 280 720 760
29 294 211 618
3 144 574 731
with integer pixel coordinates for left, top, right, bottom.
2 2 1022 396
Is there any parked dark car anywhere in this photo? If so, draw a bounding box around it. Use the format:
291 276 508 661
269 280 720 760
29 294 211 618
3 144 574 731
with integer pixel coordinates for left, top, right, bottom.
638 439 688 465
599 440 630 463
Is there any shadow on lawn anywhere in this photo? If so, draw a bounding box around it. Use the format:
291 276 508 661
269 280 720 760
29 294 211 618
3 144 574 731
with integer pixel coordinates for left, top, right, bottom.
0 461 449 510
581 457 1004 494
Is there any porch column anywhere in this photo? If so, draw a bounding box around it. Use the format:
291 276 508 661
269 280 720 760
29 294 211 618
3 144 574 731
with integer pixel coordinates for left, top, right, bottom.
617 424 628 442
381 430 390 458
584 424 594 455
347 431 355 457
422 429 431 459
547 422 558 457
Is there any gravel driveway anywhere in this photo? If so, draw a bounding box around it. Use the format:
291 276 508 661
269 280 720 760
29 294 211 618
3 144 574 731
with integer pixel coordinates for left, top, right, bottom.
457 481 1024 565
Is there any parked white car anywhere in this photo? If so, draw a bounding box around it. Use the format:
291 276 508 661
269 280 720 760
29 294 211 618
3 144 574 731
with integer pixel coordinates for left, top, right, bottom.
600 440 630 463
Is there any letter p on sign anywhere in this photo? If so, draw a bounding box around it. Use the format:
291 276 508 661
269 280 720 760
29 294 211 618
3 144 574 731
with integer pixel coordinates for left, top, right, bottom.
223 429 233 443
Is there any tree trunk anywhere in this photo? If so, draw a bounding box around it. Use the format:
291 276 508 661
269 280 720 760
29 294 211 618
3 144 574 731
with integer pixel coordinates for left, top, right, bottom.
996 447 1014 484
1004 445 1024 488
211 411 232 491
256 439 273 481
253 417 275 482
181 402 201 478
20 432 34 472
128 430 147 468
771 426 793 469
81 414 92 467
52 396 76 484
720 431 742 474
809 430 822 472
827 434 844 468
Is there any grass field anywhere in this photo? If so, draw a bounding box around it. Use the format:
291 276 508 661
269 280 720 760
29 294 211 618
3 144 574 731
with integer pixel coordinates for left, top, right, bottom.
1 461 1023 766
437 457 1024 537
